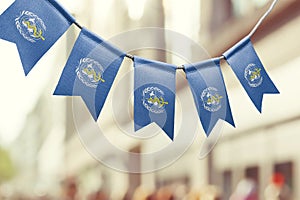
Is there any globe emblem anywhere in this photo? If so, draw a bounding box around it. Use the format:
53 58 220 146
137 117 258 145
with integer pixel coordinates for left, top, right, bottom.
142 87 169 114
76 58 105 88
201 87 223 112
244 63 263 88
15 11 46 43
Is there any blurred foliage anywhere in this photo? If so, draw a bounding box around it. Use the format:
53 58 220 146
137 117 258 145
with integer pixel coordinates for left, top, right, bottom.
0 147 15 182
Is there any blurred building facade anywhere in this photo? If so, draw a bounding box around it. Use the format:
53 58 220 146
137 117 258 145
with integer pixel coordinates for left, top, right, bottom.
1 0 300 199
200 0 300 199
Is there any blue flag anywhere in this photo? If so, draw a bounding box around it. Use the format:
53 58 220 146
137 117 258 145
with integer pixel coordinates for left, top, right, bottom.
223 37 279 112
0 0 75 75
184 58 235 136
54 28 125 120
134 56 176 140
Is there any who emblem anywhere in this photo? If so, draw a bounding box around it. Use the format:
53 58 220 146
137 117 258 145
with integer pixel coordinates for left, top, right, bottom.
76 58 105 88
244 63 263 88
201 87 223 112
142 87 169 114
15 11 46 43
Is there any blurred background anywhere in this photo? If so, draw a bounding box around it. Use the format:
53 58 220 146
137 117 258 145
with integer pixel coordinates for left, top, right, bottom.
0 0 300 199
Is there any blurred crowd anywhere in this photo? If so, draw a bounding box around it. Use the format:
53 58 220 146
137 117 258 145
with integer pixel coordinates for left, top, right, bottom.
0 182 221 200
126 184 221 200
0 173 292 200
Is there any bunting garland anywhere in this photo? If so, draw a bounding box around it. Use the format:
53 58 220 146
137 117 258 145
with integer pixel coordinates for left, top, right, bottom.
0 0 280 141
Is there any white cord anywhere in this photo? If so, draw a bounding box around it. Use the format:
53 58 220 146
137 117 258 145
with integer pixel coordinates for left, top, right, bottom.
217 0 279 61
248 0 279 38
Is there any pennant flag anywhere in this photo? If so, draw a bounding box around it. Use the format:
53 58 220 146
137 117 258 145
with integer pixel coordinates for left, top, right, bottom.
184 58 235 136
54 28 125 120
134 56 176 140
0 0 75 75
223 37 279 112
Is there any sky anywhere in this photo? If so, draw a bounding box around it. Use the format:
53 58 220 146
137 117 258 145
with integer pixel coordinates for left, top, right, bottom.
0 40 55 146
0 0 58 146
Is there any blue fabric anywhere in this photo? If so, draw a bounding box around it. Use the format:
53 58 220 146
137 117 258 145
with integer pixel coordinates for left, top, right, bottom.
0 0 75 75
184 58 235 136
134 56 176 140
223 37 279 112
54 28 125 120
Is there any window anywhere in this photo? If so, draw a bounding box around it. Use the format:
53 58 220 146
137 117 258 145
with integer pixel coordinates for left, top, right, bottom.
222 170 232 200
245 166 259 184
245 166 259 200
274 162 293 189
